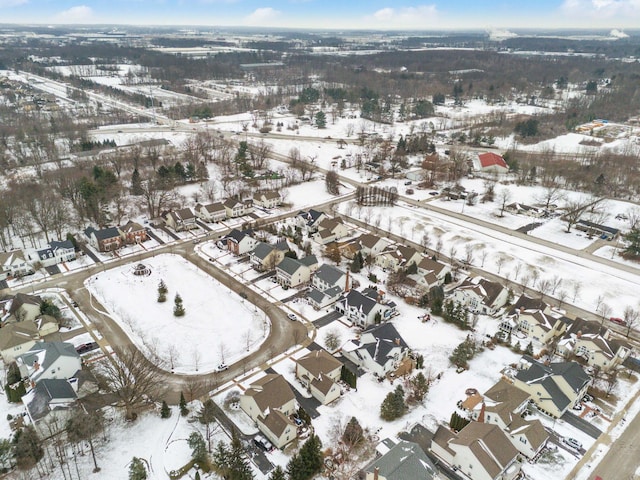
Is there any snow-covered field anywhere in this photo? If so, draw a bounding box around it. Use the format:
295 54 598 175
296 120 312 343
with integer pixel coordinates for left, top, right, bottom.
86 254 268 373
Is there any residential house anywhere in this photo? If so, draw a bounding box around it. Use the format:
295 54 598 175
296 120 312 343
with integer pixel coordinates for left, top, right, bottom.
250 241 288 272
275 257 311 288
335 288 396 328
28 240 76 268
363 440 437 480
36 315 59 337
341 323 409 378
253 191 281 209
481 380 549 459
557 318 631 371
473 152 509 174
22 378 79 435
451 277 509 316
296 209 326 233
358 234 389 258
411 256 451 289
7 293 43 323
509 356 591 418
119 221 148 245
575 220 619 240
295 350 343 405
313 217 350 245
375 246 423 273
226 229 258 256
195 202 227 223
84 226 123 252
505 203 546 218
513 309 570 344
16 341 82 386
0 321 39 363
307 264 350 310
239 374 297 449
431 422 520 480
163 208 198 231
224 198 253 218
0 250 32 280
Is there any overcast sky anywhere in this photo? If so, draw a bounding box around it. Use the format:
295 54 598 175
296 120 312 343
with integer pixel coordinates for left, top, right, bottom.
0 0 639 30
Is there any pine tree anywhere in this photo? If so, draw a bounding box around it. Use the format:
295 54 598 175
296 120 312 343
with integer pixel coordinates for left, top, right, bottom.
380 385 406 421
129 457 147 480
179 392 188 416
131 168 143 195
350 251 363 273
174 293 185 316
157 280 167 303
525 341 534 356
213 441 230 476
160 400 171 419
268 465 286 480
342 417 364 447
228 433 254 480
188 431 207 466
410 372 429 402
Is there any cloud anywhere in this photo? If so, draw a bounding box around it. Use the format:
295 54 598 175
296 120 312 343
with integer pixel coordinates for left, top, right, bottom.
53 5 94 23
245 7 281 25
366 4 438 29
0 0 28 6
488 29 518 41
560 0 640 19
609 28 629 37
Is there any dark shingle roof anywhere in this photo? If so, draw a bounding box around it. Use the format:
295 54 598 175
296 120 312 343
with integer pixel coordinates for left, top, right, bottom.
314 264 345 286
364 440 436 480
25 379 78 421
277 257 304 275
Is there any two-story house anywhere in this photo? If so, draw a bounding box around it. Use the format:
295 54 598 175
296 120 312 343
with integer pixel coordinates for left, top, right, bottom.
240 374 297 449
195 202 227 223
335 288 396 328
253 191 281 209
250 241 288 272
119 221 148 245
341 323 409 378
27 240 76 268
0 321 39 363
22 378 79 435
510 356 591 418
307 264 350 310
224 198 253 218
451 277 509 316
313 217 350 245
164 208 198 231
0 250 33 280
363 440 437 480
226 229 258 256
16 341 82 386
84 226 123 252
7 293 43 323
296 209 326 234
358 234 390 259
275 257 311 288
295 350 343 405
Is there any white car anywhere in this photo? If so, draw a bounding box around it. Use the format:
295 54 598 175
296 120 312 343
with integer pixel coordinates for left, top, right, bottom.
216 363 229 372
563 437 582 450
287 313 298 321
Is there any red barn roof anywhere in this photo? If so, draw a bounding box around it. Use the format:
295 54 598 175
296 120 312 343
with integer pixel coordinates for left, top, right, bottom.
478 152 508 169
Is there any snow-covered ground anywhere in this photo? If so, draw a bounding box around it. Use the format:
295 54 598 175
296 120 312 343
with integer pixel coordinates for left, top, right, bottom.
86 254 268 374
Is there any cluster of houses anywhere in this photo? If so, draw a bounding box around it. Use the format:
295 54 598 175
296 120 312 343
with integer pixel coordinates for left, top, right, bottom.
84 220 148 252
1 240 76 281
0 293 91 434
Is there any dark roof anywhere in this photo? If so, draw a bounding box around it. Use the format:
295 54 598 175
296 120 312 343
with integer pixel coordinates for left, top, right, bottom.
299 255 318 267
342 289 378 315
359 323 408 367
85 226 120 241
8 293 42 314
277 257 304 275
509 295 548 315
50 240 74 251
252 242 275 261
314 264 345 286
24 379 77 421
364 440 436 480
226 229 252 243
576 219 619 235
308 287 327 304
18 342 80 373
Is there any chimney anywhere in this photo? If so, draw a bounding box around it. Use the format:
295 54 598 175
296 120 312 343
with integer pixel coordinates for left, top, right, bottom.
373 467 379 480
345 268 351 293
33 361 40 371
395 338 400 346
577 330 582 339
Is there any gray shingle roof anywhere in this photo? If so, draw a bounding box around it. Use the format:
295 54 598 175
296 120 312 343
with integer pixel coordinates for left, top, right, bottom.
24 379 77 421
364 440 436 480
277 256 304 275
314 264 345 286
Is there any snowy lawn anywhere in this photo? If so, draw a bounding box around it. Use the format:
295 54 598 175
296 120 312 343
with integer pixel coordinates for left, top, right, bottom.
86 254 268 374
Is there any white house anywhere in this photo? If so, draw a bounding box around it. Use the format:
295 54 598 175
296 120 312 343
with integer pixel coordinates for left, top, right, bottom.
358 234 390 259
431 422 521 480
296 209 326 233
226 229 259 256
164 208 198 231
363 440 437 480
307 264 350 310
0 321 39 363
341 323 409 378
224 198 253 218
22 378 79 435
335 288 396 328
195 202 227 223
7 293 43 323
16 342 82 386
313 217 350 245
0 250 32 280
253 191 281 209
295 350 343 405
275 257 312 288
451 277 509 315
27 240 76 268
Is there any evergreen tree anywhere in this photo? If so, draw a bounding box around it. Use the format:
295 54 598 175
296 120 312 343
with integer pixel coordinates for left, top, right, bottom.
380 385 406 421
406 261 418 275
40 298 61 319
131 168 143 195
286 454 305 480
297 406 311 425
315 111 327 128
228 433 254 480
342 417 364 447
179 392 188 416
287 435 323 480
160 401 171 419
199 399 217 452
623 228 640 256
157 280 167 303
14 425 44 471
188 431 208 466
174 293 185 316
129 457 147 480
410 372 429 402
268 465 286 480
525 341 534 356
350 252 363 273
213 441 230 476
66 410 103 472
450 336 477 369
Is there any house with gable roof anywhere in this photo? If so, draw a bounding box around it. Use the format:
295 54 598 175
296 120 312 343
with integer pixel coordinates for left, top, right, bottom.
431 422 521 480
557 318 630 371
296 209 326 233
0 250 33 280
276 256 312 288
362 439 438 480
313 217 350 245
358 234 390 259
451 277 509 316
307 264 350 310
0 321 39 363
226 229 258 256
22 378 79 435
253 191 281 209
295 350 343 405
84 226 123 252
27 240 76 268
481 379 549 459
341 323 409 378
335 288 396 328
7 293 43 323
514 310 570 344
473 152 509 174
224 198 253 218
374 246 422 273
119 221 148 245
250 241 288 272
16 341 82 386
163 208 198 231
239 374 297 449
195 202 227 223
509 356 591 418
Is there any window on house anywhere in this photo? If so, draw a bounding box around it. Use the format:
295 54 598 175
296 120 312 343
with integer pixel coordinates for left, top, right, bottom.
520 437 527 444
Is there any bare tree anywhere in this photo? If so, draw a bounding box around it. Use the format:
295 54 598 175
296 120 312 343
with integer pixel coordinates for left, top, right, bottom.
551 275 563 295
480 249 488 268
623 306 639 337
97 346 161 420
496 256 506 274
535 184 565 209
325 170 340 195
497 187 512 217
598 303 612 326
557 289 568 308
571 281 582 302
464 243 474 265
537 278 553 301
563 197 600 233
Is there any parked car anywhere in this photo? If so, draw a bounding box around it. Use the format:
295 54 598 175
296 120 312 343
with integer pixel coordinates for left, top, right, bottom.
216 363 229 372
287 313 298 321
75 342 99 355
583 393 594 402
428 191 439 196
254 435 274 452
610 317 626 326
563 437 582 450
293 417 303 426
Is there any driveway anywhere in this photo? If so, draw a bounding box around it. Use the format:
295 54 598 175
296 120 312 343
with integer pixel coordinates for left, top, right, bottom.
144 228 165 245
312 310 342 328
561 411 603 439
